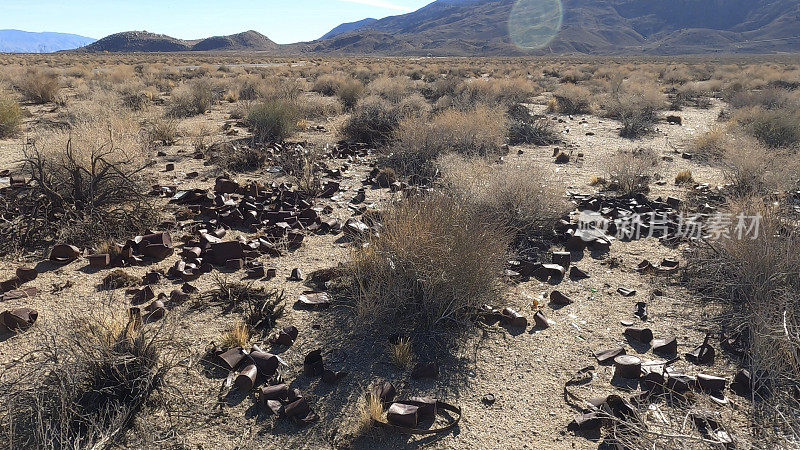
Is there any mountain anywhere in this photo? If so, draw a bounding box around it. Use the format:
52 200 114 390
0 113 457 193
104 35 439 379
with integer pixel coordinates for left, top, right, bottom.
320 18 378 40
192 30 278 51
75 30 277 52
304 0 800 55
0 29 96 53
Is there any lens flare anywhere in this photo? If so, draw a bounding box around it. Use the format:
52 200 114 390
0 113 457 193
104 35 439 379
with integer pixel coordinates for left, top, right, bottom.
508 0 563 50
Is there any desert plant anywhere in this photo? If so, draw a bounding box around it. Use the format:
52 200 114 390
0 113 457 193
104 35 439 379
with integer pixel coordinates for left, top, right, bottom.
206 277 285 337
389 337 413 368
341 96 401 147
144 116 179 146
337 78 365 110
507 103 559 146
605 148 659 194
0 121 156 253
675 169 694 184
550 85 593 114
245 99 298 143
688 200 800 446
17 68 60 104
604 84 665 138
221 320 252 348
211 142 269 172
349 193 509 332
168 79 214 117
0 311 179 449
743 109 800 148
0 94 22 138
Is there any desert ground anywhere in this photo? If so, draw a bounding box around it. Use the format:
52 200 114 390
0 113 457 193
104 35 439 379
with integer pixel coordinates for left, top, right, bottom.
0 54 799 449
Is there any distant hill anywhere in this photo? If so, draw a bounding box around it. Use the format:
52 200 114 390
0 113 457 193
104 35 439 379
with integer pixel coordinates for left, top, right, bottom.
304 0 800 55
0 29 96 53
191 30 278 51
75 30 277 52
320 18 378 40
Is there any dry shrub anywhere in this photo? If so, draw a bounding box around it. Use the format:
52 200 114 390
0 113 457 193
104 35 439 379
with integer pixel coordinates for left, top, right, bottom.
212 142 269 173
0 311 180 449
312 73 350 96
440 155 568 249
456 77 536 106
383 105 505 182
0 93 22 138
144 116 180 146
605 148 659 194
206 277 285 337
693 127 729 161
0 119 156 253
337 78 365 110
168 79 215 117
675 169 694 184
341 95 401 147
16 68 61 104
295 94 343 120
507 103 559 146
604 82 665 138
221 320 252 348
740 108 800 149
688 200 800 446
366 76 411 103
728 87 799 111
350 194 509 332
550 85 593 114
245 99 299 143
720 135 799 196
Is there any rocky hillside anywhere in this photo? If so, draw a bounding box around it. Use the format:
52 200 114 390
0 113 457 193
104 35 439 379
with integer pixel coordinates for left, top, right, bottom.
75 30 277 52
305 0 800 55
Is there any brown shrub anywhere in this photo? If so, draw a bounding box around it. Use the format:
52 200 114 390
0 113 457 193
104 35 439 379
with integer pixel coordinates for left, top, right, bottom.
16 68 61 104
550 85 593 114
168 79 215 117
349 194 509 332
605 148 660 194
0 93 23 138
341 96 401 147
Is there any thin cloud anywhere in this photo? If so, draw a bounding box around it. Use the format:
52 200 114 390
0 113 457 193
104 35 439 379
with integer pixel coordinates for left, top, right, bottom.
337 0 415 12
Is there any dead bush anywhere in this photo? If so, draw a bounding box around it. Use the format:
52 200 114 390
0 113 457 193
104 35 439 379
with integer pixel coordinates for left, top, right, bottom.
507 103 559 146
312 73 350 96
693 127 728 161
720 136 799 196
0 121 157 254
341 95 401 147
440 155 569 250
16 68 61 104
0 93 23 138
211 142 269 173
605 148 660 194
296 94 343 120
382 105 505 182
144 116 180 146
0 311 181 449
741 108 800 148
604 83 665 139
274 144 324 197
245 99 299 143
336 78 365 110
366 76 411 103
550 85 593 114
456 77 536 106
206 276 285 338
688 200 800 446
168 79 215 117
349 193 509 333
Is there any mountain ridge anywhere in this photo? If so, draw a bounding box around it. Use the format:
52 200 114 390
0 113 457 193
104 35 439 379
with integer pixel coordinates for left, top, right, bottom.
0 29 96 53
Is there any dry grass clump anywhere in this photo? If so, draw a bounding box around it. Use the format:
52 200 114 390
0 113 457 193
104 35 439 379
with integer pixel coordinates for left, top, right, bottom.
211 142 268 173
675 169 694 185
245 99 299 143
221 320 252 348
605 148 660 194
727 87 799 111
688 201 800 446
603 83 665 138
382 105 505 182
295 94 344 120
389 337 413 368
0 93 23 138
693 127 729 161
349 194 509 332
16 68 61 104
207 277 285 337
507 103 560 146
740 108 800 149
720 136 799 196
0 312 178 449
312 73 352 96
366 76 412 103
144 116 180 146
456 77 536 107
440 155 569 249
550 85 593 114
1 119 156 253
168 79 215 117
341 95 401 147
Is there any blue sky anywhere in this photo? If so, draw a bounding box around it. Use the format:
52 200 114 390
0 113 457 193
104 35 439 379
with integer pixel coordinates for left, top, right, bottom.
0 0 433 43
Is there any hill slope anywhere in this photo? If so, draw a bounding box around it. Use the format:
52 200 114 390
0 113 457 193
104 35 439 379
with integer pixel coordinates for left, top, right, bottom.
0 29 96 53
75 30 277 52
320 18 378 40
305 0 800 55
